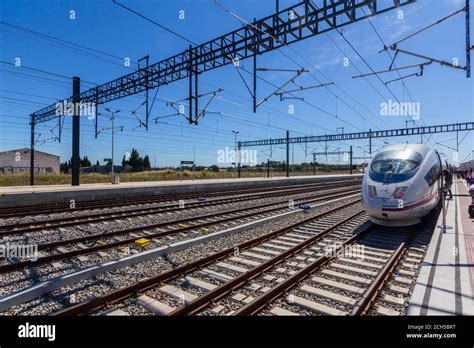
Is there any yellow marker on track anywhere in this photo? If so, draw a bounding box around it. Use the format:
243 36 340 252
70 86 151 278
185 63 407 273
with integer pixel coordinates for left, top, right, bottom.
134 238 150 248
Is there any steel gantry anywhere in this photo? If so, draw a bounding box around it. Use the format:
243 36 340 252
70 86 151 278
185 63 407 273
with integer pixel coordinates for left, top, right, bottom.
239 122 474 147
238 122 474 177
28 0 416 185
311 149 354 174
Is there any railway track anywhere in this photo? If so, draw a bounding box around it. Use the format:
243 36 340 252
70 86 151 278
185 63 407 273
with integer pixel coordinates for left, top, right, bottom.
48 200 434 317
48 199 365 316
0 184 360 244
1 196 435 316
228 224 414 316
0 177 437 316
0 179 360 219
0 180 360 235
162 224 429 317
0 187 361 276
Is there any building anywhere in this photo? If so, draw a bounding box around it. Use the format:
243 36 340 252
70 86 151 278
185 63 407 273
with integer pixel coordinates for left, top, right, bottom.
0 148 60 174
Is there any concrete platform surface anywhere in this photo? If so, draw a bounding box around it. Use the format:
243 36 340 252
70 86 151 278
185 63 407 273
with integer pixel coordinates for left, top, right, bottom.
407 180 474 315
0 174 362 207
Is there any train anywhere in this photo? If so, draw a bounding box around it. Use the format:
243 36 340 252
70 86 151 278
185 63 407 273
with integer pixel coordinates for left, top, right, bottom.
361 144 443 226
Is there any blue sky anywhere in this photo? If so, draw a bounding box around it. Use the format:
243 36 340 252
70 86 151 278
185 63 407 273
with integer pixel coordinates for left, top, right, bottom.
0 0 472 167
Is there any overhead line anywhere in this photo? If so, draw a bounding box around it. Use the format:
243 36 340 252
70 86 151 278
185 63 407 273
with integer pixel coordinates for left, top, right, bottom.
0 20 132 64
112 0 197 45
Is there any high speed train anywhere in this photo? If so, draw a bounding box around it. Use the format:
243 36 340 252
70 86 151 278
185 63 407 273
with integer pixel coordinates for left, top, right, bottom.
361 144 442 226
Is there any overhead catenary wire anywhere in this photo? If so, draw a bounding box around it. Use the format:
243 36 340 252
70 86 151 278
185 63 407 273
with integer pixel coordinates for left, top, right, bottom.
2 0 462 165
0 15 325 140
210 0 377 131
208 0 421 150
209 0 437 149
112 0 197 46
356 10 434 146
0 60 98 86
109 0 381 138
0 20 391 149
0 21 136 69
98 5 366 139
0 59 309 136
1 3 377 143
110 0 333 133
208 0 404 155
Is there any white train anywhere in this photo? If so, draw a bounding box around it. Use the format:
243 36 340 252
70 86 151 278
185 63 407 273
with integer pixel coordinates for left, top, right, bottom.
361 144 442 226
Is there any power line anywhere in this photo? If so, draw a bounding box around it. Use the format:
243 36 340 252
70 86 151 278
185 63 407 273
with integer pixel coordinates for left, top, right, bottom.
0 80 309 138
0 21 133 67
0 20 322 137
112 0 197 45
209 0 394 134
361 9 414 103
1 5 361 142
1 81 390 151
2 0 440 165
0 68 72 88
110 0 371 136
358 8 440 148
321 16 403 104
0 60 98 86
1 86 390 152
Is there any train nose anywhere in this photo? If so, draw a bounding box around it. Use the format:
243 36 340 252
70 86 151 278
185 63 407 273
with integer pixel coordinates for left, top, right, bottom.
374 185 400 198
381 208 412 220
362 195 413 221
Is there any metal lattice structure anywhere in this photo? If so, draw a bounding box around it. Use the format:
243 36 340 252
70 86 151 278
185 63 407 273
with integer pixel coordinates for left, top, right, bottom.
28 0 417 185
238 122 474 147
238 122 473 178
30 0 416 124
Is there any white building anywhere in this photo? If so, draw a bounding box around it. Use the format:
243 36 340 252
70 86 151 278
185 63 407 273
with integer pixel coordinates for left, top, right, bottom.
0 148 60 174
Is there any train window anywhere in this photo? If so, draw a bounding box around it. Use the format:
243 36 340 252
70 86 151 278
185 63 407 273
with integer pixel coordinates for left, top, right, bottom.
369 150 422 183
371 159 419 174
371 150 422 174
425 166 434 186
424 164 441 186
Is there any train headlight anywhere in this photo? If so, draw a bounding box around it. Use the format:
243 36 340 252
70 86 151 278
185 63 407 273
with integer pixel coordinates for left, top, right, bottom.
392 186 408 199
368 185 377 197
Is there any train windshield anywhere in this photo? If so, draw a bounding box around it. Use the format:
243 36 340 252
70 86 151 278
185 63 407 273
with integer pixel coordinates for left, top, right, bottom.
370 150 422 183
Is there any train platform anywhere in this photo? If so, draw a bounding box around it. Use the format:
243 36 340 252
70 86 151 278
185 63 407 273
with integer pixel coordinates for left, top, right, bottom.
0 174 362 207
407 180 474 315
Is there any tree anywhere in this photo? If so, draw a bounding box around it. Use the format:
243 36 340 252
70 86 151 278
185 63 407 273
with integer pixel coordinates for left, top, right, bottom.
129 148 141 168
96 160 100 166
60 161 70 173
143 155 151 170
61 156 92 172
80 156 91 167
120 148 151 172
